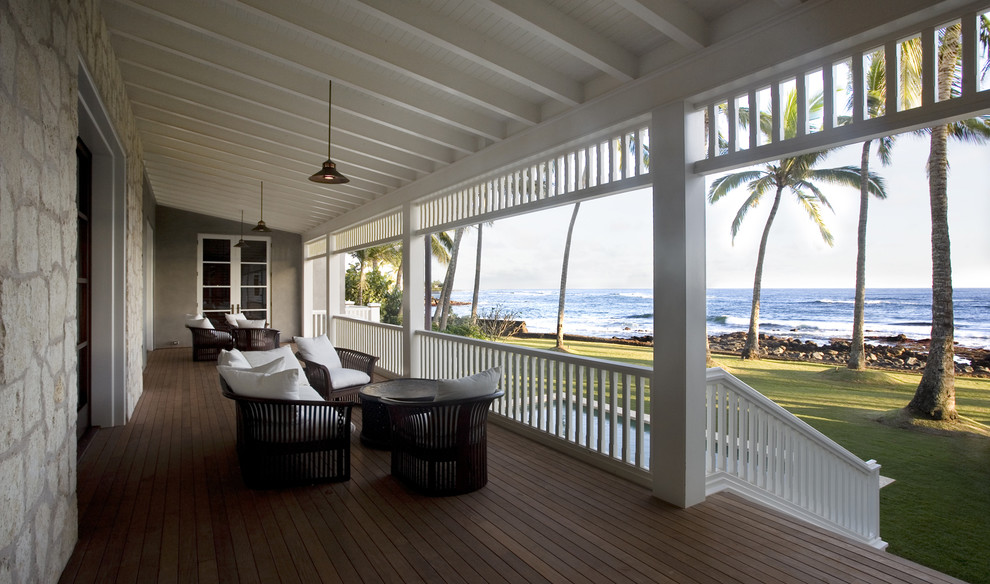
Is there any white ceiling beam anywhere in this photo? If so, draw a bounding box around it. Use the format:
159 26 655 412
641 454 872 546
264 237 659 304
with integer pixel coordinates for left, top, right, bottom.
610 0 708 49
340 0 583 106
117 58 423 184
229 0 540 125
109 31 456 167
475 0 638 81
107 24 474 158
109 0 506 141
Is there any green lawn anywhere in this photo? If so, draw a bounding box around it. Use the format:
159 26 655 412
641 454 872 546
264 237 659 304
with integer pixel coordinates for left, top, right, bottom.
501 336 990 584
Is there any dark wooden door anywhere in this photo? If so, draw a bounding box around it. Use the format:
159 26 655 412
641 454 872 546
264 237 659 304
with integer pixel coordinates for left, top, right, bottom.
76 138 92 441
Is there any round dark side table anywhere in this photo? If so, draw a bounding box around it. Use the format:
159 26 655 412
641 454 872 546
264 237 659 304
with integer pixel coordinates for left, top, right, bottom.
358 378 437 448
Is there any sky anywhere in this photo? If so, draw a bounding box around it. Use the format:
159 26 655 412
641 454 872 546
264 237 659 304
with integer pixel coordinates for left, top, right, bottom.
433 134 989 291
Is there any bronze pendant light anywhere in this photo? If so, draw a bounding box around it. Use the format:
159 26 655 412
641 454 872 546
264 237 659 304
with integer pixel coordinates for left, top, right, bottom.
234 210 246 248
309 80 350 184
251 180 272 232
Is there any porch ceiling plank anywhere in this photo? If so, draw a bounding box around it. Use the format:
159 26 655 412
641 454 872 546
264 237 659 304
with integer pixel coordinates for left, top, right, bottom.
141 135 391 200
106 0 508 142
338 0 584 106
110 34 441 176
136 113 418 188
104 16 475 160
474 0 639 82
62 349 965 584
142 159 360 216
118 65 414 188
227 0 542 125
609 0 709 50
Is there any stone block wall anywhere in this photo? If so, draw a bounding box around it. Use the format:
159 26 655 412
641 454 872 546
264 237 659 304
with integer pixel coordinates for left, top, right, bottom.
0 0 146 581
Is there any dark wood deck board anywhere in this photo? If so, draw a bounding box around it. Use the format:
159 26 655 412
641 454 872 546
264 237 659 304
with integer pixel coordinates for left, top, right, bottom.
60 348 967 584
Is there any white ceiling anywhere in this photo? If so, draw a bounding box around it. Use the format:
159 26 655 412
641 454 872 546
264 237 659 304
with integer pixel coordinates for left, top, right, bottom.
103 0 805 234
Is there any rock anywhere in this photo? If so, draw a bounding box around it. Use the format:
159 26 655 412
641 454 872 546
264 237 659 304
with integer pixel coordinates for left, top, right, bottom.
905 357 918 366
811 352 824 360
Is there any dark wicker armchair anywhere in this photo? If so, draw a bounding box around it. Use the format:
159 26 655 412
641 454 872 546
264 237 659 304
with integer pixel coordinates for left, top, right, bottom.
232 327 281 351
186 325 234 361
296 348 378 401
218 375 354 488
382 390 504 496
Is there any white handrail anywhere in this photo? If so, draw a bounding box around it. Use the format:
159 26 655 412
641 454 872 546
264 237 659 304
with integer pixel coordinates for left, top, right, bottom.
418 331 651 478
331 317 404 376
704 367 883 548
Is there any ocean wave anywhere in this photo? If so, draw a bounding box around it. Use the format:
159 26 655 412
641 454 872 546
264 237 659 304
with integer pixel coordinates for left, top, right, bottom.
618 292 652 299
815 299 886 305
625 313 653 319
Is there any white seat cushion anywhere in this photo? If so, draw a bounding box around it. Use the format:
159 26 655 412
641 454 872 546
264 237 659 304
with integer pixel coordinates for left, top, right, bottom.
328 367 371 389
293 334 343 370
435 367 501 401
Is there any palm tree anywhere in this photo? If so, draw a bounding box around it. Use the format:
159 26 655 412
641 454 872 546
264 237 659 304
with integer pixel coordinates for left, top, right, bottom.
909 21 990 419
433 227 465 330
471 222 484 322
847 44 921 369
708 89 886 359
555 202 581 351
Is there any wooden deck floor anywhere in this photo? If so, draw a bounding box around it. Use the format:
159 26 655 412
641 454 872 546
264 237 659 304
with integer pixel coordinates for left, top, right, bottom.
60 348 964 584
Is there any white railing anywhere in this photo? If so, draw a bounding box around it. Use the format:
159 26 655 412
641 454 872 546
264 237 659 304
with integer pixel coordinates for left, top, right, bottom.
344 302 381 323
418 331 651 483
312 310 328 336
332 317 404 376
704 367 883 548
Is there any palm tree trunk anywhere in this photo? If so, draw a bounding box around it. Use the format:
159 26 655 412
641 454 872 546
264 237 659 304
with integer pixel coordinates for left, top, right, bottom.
471 223 483 322
743 188 784 359
556 203 581 351
849 140 872 370
909 122 957 419
436 227 464 331
909 24 959 420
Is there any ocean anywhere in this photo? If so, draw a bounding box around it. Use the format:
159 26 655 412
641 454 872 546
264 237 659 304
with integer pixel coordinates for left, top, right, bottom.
445 288 990 350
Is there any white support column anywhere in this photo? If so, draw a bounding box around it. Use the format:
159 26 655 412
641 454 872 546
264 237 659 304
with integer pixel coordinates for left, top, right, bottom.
326 237 346 344
651 101 707 508
302 254 314 337
402 202 426 377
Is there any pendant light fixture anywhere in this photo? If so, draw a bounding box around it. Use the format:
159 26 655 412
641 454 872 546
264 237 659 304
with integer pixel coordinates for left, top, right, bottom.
251 180 272 232
234 210 246 248
309 80 350 184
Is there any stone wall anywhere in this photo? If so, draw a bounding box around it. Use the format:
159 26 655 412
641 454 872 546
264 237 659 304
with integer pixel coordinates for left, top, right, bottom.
0 0 146 581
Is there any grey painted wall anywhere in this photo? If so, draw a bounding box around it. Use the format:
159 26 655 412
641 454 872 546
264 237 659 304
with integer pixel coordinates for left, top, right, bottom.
155 206 303 349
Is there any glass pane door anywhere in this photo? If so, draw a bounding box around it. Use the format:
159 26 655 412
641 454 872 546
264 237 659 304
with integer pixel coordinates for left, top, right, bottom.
199 235 270 326
239 240 268 321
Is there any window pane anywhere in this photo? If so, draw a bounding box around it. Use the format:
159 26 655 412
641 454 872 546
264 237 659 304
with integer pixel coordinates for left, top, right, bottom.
203 238 230 262
241 264 267 286
203 263 231 286
202 288 230 311
240 287 267 309
242 310 266 321
240 240 267 262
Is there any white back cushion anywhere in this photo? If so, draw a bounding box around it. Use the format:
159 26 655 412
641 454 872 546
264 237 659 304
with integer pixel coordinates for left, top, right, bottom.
218 364 301 400
218 349 251 369
224 313 248 328
241 345 305 377
435 367 501 401
185 315 214 329
293 334 343 370
239 319 267 329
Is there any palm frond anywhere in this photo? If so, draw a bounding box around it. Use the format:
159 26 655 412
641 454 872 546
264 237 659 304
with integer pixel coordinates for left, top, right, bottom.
794 193 835 246
729 188 766 242
707 170 765 203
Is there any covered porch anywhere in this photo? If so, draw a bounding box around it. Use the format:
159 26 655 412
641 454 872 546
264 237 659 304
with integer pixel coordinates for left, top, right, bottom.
61 349 963 583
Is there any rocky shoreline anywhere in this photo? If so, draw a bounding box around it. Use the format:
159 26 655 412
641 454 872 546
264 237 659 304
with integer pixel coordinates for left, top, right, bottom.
515 330 990 377
706 332 990 377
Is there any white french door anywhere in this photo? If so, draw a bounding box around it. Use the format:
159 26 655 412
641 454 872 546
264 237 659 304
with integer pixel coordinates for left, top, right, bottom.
197 234 271 326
